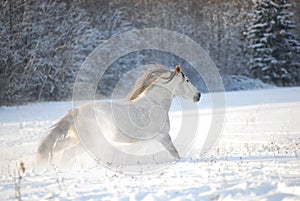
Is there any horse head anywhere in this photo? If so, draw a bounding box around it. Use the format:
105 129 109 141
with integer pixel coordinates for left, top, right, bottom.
128 64 200 103
162 65 201 102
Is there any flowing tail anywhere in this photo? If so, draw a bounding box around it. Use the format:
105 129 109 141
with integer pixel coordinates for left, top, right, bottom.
37 109 75 165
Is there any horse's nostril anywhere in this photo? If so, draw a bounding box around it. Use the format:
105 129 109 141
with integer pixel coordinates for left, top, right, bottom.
193 92 201 102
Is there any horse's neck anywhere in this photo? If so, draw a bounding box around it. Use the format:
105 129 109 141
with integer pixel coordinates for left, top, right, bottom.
127 85 172 134
135 85 174 112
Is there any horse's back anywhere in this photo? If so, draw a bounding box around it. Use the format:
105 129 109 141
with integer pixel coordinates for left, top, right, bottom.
75 100 136 143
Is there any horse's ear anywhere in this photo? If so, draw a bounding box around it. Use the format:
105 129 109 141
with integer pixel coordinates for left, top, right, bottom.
175 65 181 74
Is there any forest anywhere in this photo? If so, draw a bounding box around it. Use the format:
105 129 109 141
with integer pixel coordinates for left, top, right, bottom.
1 0 300 105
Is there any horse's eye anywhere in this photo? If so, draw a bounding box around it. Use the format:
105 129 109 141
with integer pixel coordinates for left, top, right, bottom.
186 79 189 83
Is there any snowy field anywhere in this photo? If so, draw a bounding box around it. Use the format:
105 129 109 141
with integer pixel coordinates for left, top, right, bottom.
1 87 300 201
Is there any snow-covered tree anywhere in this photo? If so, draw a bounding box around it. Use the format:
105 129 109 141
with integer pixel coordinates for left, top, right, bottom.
247 0 300 86
1 0 300 105
0 0 102 105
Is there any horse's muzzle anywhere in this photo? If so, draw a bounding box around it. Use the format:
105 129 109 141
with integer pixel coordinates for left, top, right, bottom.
193 92 201 102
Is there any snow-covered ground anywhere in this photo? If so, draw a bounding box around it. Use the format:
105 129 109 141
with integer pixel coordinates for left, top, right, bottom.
1 87 300 201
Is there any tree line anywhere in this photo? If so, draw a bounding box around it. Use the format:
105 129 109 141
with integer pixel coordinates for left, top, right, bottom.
0 0 299 105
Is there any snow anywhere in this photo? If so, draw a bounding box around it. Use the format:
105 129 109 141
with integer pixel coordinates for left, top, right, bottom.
252 23 268 29
1 87 300 200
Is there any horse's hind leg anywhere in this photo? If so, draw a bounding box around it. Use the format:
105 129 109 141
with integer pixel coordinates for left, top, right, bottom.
154 134 180 159
48 136 80 168
60 143 83 167
49 129 79 163
54 136 78 153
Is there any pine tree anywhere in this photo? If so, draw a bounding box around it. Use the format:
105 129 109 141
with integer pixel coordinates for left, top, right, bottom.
247 0 300 86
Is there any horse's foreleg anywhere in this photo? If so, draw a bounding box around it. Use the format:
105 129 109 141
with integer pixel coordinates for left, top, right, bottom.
154 134 180 159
